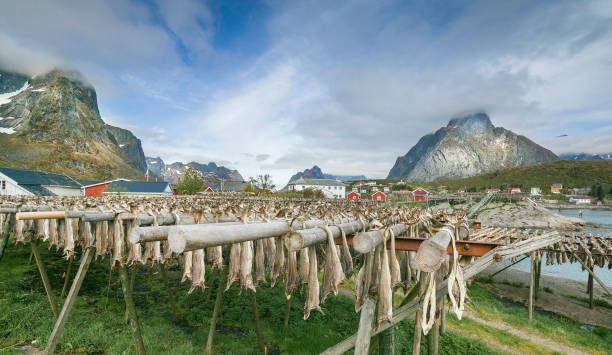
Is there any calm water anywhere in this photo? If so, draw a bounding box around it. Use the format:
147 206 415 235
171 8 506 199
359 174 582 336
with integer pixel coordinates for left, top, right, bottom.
507 209 612 285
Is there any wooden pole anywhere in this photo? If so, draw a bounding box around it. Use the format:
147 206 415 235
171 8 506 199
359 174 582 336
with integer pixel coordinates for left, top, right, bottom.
205 270 226 355
440 298 446 335
43 248 94 355
569 250 612 296
534 255 541 300
283 296 292 329
250 291 266 353
160 263 179 323
412 278 428 355
355 298 376 355
125 267 137 323
30 239 59 318
528 251 535 321
0 217 10 262
119 266 146 355
61 258 73 297
205 268 216 300
588 272 594 309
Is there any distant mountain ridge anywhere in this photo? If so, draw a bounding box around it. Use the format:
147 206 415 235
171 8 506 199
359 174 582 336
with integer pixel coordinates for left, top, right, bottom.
146 156 243 190
387 113 559 182
288 165 367 183
0 68 146 179
559 153 612 161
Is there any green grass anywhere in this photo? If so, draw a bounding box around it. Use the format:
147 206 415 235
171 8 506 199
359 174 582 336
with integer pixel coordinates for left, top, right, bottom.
0 241 499 354
468 283 612 355
566 295 612 309
543 287 554 294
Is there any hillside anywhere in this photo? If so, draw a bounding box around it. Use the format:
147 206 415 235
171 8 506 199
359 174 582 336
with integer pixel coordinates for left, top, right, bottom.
0 69 146 180
146 157 243 190
388 113 559 182
429 160 612 192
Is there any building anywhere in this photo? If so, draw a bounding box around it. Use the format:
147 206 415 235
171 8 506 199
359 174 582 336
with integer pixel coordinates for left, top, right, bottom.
506 187 522 194
0 166 82 196
530 187 542 196
569 195 592 204
371 191 386 202
203 186 214 193
485 188 501 193
103 181 173 196
412 188 429 201
347 191 360 200
551 184 563 194
287 178 346 199
568 186 592 196
81 179 130 196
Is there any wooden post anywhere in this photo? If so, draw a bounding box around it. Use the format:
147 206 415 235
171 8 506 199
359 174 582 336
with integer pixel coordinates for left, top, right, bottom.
440 298 446 335
160 263 179 323
0 217 10 262
427 318 440 355
30 239 59 318
250 291 266 353
205 268 216 300
283 296 292 329
61 258 73 297
205 270 226 355
43 248 94 355
412 278 428 355
528 251 535 321
355 298 376 355
569 250 612 297
378 326 395 355
534 255 541 300
588 272 594 309
119 266 146 355
124 267 137 323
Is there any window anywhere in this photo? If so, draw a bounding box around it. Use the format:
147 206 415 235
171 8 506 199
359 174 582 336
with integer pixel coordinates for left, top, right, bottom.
1 180 5 190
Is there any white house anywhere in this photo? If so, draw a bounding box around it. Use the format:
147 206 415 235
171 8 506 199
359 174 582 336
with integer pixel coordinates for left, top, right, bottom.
530 187 542 196
287 178 346 199
0 166 82 196
569 196 592 204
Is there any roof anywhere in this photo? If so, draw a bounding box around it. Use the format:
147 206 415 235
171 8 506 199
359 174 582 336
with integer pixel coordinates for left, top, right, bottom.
289 178 345 187
412 188 428 194
104 181 170 193
77 179 104 187
0 166 81 187
372 191 386 195
21 184 55 196
223 181 249 192
551 183 563 187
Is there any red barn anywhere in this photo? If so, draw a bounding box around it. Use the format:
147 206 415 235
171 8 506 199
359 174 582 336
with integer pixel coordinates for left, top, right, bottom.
412 188 429 201
485 188 501 193
371 191 386 202
347 191 360 200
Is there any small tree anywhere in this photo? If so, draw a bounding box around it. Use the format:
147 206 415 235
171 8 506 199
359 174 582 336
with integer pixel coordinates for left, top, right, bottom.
175 168 203 195
251 174 275 192
596 185 604 201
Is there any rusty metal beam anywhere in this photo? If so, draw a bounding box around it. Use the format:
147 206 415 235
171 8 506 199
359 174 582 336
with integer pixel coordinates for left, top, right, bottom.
340 236 499 257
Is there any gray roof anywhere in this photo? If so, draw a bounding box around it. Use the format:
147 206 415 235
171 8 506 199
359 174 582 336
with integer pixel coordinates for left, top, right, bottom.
20 184 56 196
289 178 345 187
104 181 170 193
0 166 81 187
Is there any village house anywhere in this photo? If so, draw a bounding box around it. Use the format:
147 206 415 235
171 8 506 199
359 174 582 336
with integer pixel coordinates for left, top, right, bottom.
530 187 542 196
569 195 592 204
551 183 563 194
506 187 522 194
371 191 386 202
287 178 346 199
103 181 173 196
485 188 501 193
412 188 429 201
0 166 82 196
347 191 360 200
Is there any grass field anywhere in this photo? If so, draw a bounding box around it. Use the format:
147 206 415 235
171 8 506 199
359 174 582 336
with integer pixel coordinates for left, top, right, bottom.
1 241 500 354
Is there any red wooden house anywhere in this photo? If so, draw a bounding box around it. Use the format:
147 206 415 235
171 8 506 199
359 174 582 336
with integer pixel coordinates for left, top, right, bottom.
82 179 127 196
485 188 501 193
412 188 429 201
371 191 386 202
347 191 360 200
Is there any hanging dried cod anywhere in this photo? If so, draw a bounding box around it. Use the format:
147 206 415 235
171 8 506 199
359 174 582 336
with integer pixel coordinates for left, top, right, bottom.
377 233 393 326
225 242 242 291
271 237 285 287
298 247 309 286
189 248 206 293
181 251 193 282
388 228 402 288
255 239 266 284
321 225 345 302
285 250 299 298
304 246 322 320
239 240 256 292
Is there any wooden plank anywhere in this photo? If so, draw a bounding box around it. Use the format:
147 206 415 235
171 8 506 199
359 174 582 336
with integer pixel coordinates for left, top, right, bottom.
43 248 94 354
0 216 11 261
30 239 59 318
354 298 376 355
528 251 535 321
119 266 146 355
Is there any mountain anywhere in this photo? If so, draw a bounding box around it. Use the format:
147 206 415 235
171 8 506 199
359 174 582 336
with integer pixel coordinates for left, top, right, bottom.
145 157 243 190
559 153 612 161
0 68 146 179
387 113 559 182
288 165 367 183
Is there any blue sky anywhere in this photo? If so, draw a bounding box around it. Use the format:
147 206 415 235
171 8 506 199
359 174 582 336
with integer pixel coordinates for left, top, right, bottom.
1 0 611 185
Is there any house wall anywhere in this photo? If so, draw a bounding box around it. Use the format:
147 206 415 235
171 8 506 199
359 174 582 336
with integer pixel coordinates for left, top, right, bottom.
84 183 111 196
347 192 359 200
291 184 345 198
45 186 82 196
0 175 32 196
413 194 427 201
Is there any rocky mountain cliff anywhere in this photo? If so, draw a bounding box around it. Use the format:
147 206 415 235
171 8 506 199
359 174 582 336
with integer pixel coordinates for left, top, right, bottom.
559 153 612 161
387 113 559 182
146 157 243 190
0 69 147 179
288 165 367 183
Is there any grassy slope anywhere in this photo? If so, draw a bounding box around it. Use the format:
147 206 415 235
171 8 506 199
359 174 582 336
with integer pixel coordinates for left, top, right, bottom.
428 160 612 192
0 242 500 355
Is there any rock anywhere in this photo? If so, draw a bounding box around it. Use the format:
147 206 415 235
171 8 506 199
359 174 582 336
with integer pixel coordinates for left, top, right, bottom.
387 113 559 182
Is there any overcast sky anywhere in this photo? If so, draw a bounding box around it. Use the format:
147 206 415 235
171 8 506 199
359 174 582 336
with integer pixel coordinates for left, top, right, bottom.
1 0 611 186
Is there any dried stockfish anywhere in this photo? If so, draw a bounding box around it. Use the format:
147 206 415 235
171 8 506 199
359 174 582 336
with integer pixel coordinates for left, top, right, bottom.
111 217 124 267
64 217 76 258
271 238 285 287
181 251 193 282
304 246 322 320
79 219 94 248
239 241 256 293
338 226 353 278
354 251 373 312
321 225 344 302
225 243 242 291
299 247 309 286
210 246 223 270
255 239 266 284
189 248 206 293
377 236 393 326
285 250 299 298
388 228 402 289
369 246 381 294
14 217 25 242
264 237 276 273
127 219 142 264
49 218 58 249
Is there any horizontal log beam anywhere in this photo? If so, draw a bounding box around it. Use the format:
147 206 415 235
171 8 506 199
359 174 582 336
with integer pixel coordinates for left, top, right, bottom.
414 226 454 272
285 220 366 251
352 224 408 254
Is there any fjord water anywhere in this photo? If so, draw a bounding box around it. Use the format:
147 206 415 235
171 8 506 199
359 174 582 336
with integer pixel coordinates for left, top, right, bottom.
508 209 612 285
